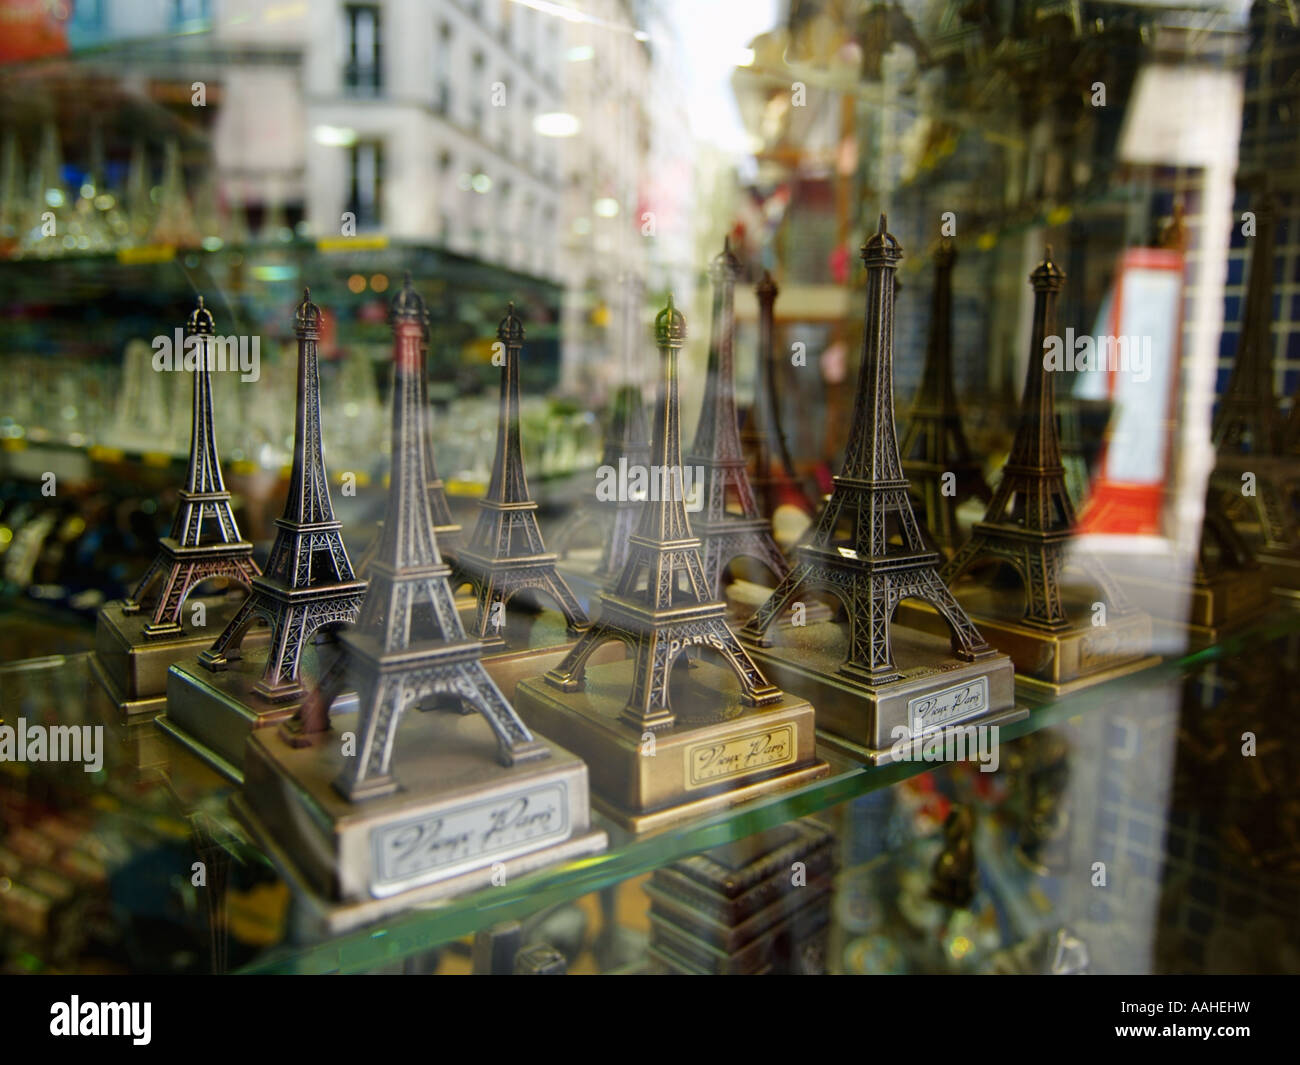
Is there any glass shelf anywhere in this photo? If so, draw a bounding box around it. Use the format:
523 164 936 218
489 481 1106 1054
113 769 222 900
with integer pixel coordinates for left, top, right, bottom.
5 607 1296 974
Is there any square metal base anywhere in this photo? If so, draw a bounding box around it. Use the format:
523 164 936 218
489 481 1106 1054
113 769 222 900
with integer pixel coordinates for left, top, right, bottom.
896 585 1160 697
92 596 268 715
513 658 829 834
160 642 340 782
744 621 1024 765
233 708 607 935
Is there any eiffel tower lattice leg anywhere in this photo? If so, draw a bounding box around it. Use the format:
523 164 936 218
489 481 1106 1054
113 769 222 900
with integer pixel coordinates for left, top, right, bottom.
842 575 901 685
909 569 992 660
448 664 546 766
122 555 166 614
537 570 590 636
198 594 268 670
741 562 813 646
255 599 362 701
545 627 626 693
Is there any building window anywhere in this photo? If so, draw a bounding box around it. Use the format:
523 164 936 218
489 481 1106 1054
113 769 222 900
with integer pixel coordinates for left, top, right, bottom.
346 140 384 229
343 4 382 94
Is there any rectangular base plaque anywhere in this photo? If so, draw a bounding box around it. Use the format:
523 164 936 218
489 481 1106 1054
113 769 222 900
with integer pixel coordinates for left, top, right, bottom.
233 707 607 934
896 585 1160 697
745 621 1025 765
93 596 268 716
513 658 828 834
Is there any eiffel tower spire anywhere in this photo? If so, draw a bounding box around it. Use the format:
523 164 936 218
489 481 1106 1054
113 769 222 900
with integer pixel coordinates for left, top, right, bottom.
197 289 366 699
741 269 814 516
686 239 790 597
544 296 781 730
291 277 545 798
743 216 994 683
121 296 260 636
454 304 588 642
1214 191 1279 455
899 239 991 549
943 248 1132 628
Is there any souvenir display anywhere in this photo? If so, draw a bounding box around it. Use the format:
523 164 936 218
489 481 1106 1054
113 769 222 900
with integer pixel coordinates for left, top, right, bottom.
232 280 605 931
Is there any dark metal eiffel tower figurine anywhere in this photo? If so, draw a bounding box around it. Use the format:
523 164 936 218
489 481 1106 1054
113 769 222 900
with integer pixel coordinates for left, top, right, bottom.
453 304 588 645
293 280 547 800
686 240 790 600
740 218 1020 762
898 239 991 551
742 217 1003 679
195 291 367 697
1210 191 1300 583
513 296 826 830
740 270 814 518
931 248 1157 694
121 296 261 635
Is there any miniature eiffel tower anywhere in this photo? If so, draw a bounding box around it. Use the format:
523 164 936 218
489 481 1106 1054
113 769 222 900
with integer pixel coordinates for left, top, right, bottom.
740 270 814 518
932 248 1157 692
1210 191 1300 582
453 304 588 645
121 297 261 636
741 219 1011 715
686 240 790 602
289 280 547 799
898 239 991 551
194 290 366 697
514 296 826 829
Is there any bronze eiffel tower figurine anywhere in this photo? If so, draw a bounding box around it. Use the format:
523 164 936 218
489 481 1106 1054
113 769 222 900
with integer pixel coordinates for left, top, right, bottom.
92 297 266 716
233 279 604 922
928 248 1157 694
122 296 261 633
453 304 588 646
740 269 815 519
741 217 1020 760
514 296 827 831
163 291 368 778
899 239 991 551
686 240 790 603
1210 191 1300 592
